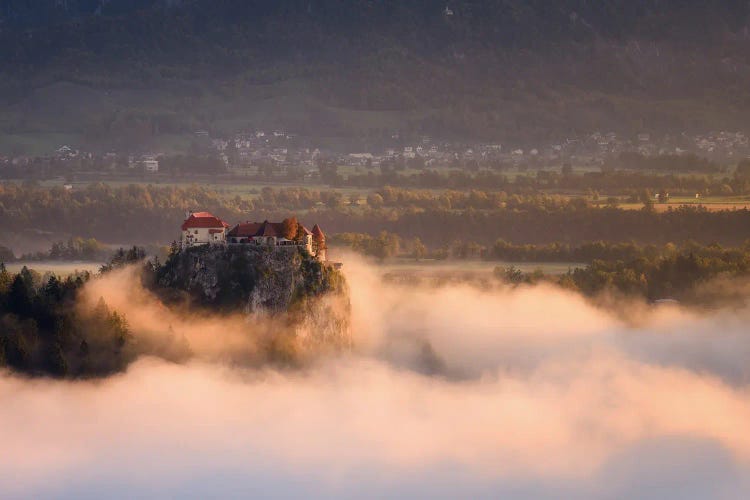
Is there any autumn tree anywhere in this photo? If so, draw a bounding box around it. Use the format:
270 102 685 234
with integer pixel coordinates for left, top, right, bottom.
367 192 384 208
281 217 299 240
412 238 427 261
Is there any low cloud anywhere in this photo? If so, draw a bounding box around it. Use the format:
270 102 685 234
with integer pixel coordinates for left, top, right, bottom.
1 255 750 499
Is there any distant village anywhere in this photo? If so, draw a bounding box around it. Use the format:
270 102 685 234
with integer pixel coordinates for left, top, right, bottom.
2 128 749 180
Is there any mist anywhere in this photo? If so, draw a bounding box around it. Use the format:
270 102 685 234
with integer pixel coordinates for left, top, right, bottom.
2 255 750 499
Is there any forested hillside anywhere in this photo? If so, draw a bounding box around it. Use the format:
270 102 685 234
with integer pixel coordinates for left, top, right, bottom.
2 0 750 150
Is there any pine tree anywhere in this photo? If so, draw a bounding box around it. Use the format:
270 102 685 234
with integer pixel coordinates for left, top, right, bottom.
43 275 63 302
8 274 32 317
0 262 11 295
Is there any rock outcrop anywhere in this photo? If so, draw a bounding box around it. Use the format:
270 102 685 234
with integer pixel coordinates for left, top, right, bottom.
157 245 344 313
155 245 350 358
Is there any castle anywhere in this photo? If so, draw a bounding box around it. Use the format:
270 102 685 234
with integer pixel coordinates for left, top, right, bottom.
180 211 327 261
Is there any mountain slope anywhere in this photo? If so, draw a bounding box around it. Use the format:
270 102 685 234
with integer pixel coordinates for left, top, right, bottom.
1 0 750 151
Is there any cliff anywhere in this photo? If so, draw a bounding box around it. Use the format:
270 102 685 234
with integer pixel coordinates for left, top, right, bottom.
156 245 344 313
154 245 351 360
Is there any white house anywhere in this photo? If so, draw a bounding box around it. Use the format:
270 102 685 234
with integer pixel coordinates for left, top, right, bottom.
143 159 159 173
181 212 229 247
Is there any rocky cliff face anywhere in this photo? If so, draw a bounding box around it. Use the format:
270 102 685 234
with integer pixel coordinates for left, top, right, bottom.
155 245 350 358
157 245 342 312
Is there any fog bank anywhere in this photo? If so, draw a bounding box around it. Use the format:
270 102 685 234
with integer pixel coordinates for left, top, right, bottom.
1 255 750 499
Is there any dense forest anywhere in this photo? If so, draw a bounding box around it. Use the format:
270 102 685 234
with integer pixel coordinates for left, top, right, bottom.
2 1 750 150
492 244 750 305
0 264 132 377
563 249 750 301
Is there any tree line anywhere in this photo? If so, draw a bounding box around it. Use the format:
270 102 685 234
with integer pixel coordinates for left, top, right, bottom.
494 245 750 305
14 237 111 262
325 164 750 196
2 183 750 249
0 264 132 377
318 205 750 248
330 232 750 264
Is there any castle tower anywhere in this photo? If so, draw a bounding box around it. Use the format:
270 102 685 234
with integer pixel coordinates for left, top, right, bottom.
311 224 326 262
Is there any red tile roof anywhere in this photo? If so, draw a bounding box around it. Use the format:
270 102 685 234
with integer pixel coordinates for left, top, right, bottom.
312 224 325 240
227 220 313 239
227 222 263 237
181 212 229 230
256 221 285 237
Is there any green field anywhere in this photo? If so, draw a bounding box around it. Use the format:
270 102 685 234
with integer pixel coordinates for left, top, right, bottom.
617 196 750 211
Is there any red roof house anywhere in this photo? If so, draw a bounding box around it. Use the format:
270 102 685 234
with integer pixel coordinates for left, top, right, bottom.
181 211 229 246
181 211 230 231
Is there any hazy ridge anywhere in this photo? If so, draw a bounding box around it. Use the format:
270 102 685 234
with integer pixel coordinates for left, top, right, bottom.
2 0 750 149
